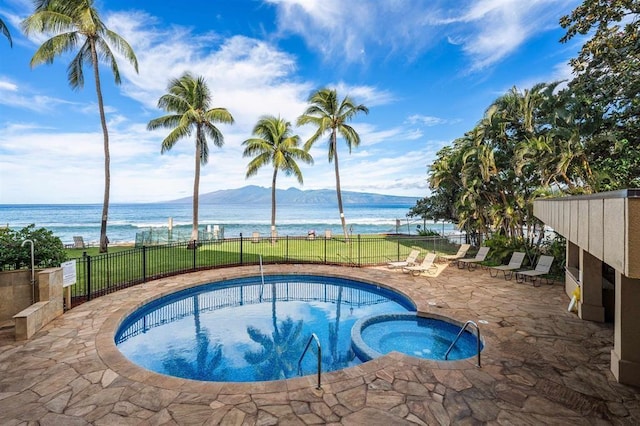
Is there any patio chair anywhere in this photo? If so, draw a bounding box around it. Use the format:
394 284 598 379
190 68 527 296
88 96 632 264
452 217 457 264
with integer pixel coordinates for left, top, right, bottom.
403 252 438 276
515 255 554 286
489 251 526 280
73 236 86 249
457 246 490 270
387 249 420 269
251 232 260 243
438 243 471 263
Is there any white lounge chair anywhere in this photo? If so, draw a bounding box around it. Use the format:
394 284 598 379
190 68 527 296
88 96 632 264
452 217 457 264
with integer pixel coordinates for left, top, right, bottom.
387 249 420 269
489 251 526 280
403 252 438 276
457 246 490 270
516 255 554 285
438 243 471 263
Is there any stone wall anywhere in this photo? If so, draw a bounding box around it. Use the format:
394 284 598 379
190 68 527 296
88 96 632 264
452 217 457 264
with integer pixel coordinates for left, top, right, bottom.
13 268 64 340
0 270 36 322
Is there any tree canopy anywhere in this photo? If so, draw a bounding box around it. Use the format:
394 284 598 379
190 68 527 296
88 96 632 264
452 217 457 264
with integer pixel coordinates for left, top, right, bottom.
414 0 640 250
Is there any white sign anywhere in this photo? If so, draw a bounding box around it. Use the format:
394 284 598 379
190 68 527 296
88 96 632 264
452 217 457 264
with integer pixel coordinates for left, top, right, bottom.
62 260 77 288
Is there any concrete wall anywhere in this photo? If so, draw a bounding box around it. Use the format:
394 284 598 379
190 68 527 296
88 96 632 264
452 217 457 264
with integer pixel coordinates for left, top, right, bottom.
13 268 64 340
0 270 37 322
534 190 640 386
534 193 639 279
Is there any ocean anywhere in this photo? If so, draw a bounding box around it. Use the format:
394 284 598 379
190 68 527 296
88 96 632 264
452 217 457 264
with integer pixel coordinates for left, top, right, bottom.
0 203 456 246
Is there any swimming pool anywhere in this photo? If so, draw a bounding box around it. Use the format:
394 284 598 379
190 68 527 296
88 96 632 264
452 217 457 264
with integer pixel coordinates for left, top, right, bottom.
115 274 415 382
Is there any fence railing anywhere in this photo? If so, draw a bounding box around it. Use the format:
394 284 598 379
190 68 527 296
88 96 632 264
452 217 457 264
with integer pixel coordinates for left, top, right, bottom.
69 233 466 307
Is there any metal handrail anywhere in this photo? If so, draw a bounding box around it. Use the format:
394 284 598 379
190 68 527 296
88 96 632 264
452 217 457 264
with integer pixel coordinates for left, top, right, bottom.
444 320 481 367
298 333 322 389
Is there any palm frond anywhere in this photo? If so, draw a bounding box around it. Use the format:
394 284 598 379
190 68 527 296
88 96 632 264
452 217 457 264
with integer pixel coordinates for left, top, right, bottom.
0 18 12 46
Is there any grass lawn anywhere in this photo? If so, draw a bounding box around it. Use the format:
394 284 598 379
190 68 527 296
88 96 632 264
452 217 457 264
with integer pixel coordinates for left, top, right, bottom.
64 235 462 299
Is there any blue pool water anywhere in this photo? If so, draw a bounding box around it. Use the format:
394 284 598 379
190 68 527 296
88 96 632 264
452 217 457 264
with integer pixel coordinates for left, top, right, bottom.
353 313 483 361
115 275 415 382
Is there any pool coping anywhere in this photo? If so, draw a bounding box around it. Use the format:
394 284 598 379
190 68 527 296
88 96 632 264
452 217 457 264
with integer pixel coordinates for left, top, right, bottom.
95 267 481 395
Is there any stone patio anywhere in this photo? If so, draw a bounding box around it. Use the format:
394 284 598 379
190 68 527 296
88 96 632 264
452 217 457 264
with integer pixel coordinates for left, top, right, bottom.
0 264 638 425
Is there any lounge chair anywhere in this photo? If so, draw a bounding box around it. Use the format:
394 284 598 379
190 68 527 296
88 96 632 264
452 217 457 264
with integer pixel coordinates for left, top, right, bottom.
73 236 86 249
403 252 438 276
387 249 420 269
438 243 471 263
457 246 490 270
515 255 554 285
489 251 526 280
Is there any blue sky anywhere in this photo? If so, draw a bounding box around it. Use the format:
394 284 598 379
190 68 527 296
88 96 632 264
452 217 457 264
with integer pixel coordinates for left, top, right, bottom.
0 0 584 204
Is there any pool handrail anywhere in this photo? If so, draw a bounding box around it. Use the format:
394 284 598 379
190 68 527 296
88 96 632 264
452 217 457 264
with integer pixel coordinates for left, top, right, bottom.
298 333 322 389
444 320 481 367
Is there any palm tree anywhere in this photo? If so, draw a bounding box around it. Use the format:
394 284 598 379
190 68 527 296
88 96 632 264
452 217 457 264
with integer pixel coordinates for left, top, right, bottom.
147 72 234 242
297 88 369 242
22 0 138 253
242 115 313 242
0 17 11 46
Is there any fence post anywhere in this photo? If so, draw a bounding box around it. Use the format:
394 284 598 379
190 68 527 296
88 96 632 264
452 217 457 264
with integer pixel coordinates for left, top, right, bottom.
240 233 243 265
192 240 197 271
142 245 147 283
84 252 91 301
285 235 289 262
397 237 400 261
358 234 361 267
324 235 327 264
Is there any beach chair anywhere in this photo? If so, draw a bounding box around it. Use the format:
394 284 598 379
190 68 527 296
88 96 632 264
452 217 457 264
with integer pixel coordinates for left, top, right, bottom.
438 243 471 263
73 236 86 249
515 255 554 286
403 252 438 276
489 251 526 280
457 246 490 270
251 232 260 243
387 249 420 269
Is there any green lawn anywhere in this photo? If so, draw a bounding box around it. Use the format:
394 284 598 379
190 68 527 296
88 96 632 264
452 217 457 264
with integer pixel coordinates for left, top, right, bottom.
65 235 462 300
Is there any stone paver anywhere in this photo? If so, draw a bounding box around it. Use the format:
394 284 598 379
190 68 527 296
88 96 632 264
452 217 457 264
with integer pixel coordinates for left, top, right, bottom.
1 264 639 424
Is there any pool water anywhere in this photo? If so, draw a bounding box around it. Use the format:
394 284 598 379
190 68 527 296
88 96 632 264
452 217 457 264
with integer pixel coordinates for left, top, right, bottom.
354 314 482 361
115 275 415 382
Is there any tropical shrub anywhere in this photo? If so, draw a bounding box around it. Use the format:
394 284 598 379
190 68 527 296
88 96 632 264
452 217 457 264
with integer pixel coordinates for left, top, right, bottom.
415 225 441 237
0 224 67 270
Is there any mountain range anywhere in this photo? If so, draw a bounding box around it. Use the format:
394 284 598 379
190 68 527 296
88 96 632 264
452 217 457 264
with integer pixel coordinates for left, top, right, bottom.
167 185 420 205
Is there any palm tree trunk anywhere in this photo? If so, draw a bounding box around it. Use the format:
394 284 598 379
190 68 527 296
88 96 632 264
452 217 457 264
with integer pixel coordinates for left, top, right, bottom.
332 133 349 243
192 131 201 242
271 168 278 244
91 39 110 253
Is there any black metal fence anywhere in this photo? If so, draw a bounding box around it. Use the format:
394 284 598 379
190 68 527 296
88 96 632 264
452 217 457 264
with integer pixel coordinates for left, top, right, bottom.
69 233 465 307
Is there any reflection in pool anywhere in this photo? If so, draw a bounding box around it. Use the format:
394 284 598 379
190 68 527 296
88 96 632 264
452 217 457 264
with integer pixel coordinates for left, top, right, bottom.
115 275 414 382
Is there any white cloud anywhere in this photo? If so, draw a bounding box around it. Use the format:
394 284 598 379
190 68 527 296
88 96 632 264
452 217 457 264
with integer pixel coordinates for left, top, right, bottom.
406 115 447 126
0 4 455 203
266 0 578 70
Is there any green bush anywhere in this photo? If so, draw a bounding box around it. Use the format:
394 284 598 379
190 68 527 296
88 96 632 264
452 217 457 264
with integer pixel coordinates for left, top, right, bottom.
415 225 441 237
0 224 67 270
483 234 531 266
539 232 566 277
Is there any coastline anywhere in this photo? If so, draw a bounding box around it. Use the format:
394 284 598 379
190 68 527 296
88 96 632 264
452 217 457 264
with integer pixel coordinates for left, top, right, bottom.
1 202 454 246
